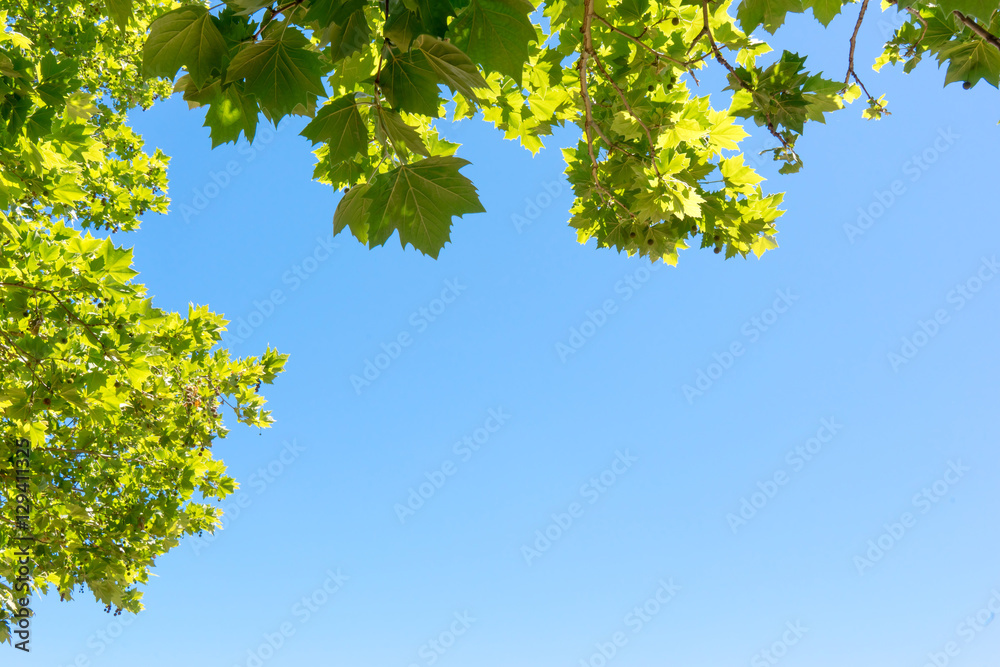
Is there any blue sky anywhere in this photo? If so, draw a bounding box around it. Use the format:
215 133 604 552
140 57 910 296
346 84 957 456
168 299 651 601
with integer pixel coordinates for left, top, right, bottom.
19 10 1000 667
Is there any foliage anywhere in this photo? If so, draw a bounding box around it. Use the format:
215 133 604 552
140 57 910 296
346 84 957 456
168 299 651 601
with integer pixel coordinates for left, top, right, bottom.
1 0 999 641
0 1 285 642
142 0 1000 263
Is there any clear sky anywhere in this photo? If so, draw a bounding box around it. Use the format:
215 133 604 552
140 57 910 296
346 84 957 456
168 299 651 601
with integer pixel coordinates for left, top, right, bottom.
19 11 1000 667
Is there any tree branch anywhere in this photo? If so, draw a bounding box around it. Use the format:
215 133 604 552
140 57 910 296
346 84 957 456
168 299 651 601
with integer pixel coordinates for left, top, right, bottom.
953 10 1000 52
844 0 870 86
0 281 115 359
0 330 53 394
696 0 798 160
843 0 890 114
579 0 602 197
903 7 928 54
592 13 706 70
587 56 662 177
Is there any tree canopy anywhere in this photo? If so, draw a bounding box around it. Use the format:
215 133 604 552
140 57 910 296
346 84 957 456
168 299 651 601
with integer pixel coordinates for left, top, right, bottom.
0 1 285 644
1 0 999 644
143 0 998 262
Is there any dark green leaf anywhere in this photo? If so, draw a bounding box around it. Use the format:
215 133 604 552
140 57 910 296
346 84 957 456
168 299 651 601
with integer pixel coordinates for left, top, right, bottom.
378 47 444 115
336 156 485 257
411 34 488 102
226 29 326 120
449 0 535 84
143 6 228 87
104 0 133 29
376 107 430 156
736 0 804 33
326 9 371 60
204 86 260 146
301 95 368 169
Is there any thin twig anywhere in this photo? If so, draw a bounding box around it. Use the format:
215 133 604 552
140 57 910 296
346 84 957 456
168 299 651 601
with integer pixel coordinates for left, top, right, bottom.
844 0 870 86
696 0 797 159
588 56 662 176
38 447 149 463
579 0 602 197
592 13 697 68
843 0 889 113
905 7 928 52
0 282 114 358
0 330 53 393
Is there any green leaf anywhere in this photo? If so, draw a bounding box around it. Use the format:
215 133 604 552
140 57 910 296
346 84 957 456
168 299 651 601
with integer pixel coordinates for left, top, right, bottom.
301 95 368 168
104 0 133 29
378 47 444 116
736 0 804 33
751 232 779 257
0 211 18 239
706 112 749 152
233 0 275 14
720 154 764 192
376 107 431 157
449 0 536 84
65 92 98 121
226 29 326 120
618 0 651 22
51 178 87 205
204 86 260 146
25 107 55 140
95 241 139 284
335 156 485 257
411 35 489 102
414 0 455 37
305 0 346 25
143 6 228 87
939 37 1000 88
937 0 997 22
333 182 374 243
385 3 424 49
175 73 222 108
326 9 371 60
803 0 843 26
